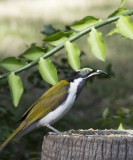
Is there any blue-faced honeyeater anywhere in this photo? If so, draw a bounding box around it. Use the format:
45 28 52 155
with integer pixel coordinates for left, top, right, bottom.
0 67 107 152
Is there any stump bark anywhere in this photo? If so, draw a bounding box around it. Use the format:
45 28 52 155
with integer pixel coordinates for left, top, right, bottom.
41 129 133 160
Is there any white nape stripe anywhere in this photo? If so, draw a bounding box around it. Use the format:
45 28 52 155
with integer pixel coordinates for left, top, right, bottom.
37 78 83 127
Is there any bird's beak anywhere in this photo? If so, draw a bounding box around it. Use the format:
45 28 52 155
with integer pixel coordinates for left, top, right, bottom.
97 70 107 75
91 70 107 76
87 70 107 79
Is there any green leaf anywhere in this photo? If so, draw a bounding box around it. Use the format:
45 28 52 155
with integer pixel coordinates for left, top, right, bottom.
120 0 127 8
43 32 75 46
87 27 106 61
8 72 24 107
65 41 80 71
116 15 133 40
118 123 124 130
102 107 109 119
22 46 47 61
71 16 101 31
0 57 27 71
107 28 119 36
108 8 128 18
38 57 58 85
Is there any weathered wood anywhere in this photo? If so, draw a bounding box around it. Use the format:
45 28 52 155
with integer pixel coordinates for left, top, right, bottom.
41 129 133 160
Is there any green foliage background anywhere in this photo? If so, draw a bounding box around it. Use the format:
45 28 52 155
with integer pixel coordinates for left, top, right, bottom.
0 0 133 159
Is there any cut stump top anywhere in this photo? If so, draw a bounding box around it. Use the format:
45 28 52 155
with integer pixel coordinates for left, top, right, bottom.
41 129 133 160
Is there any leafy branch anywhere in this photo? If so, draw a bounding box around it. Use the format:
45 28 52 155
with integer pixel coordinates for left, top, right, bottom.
0 9 133 80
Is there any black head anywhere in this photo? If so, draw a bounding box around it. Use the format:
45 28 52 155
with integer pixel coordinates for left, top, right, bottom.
67 67 107 82
77 67 107 79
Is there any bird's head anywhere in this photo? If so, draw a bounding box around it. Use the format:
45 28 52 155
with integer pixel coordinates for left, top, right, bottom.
77 67 107 80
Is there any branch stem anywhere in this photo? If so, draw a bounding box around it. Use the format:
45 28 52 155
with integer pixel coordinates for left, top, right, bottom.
0 9 133 80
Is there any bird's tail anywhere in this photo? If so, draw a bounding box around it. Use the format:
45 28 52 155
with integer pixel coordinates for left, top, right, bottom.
0 123 25 153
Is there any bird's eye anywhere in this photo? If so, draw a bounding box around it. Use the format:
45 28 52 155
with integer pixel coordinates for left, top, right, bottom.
81 70 88 75
80 68 91 76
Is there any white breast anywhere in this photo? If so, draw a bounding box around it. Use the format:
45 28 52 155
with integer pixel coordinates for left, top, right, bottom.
37 78 83 127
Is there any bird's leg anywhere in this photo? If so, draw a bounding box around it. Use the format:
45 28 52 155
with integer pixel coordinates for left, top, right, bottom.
46 124 62 134
46 124 71 135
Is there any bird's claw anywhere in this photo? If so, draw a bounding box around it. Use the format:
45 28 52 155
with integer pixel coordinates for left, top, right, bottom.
48 131 72 135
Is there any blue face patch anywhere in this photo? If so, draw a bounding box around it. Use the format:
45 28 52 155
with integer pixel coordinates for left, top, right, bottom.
80 68 93 76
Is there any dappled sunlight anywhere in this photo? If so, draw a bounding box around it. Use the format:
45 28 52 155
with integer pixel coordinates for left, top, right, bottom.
0 0 132 59
0 0 128 21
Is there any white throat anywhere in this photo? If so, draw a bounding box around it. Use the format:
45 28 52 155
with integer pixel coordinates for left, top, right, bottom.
69 78 83 95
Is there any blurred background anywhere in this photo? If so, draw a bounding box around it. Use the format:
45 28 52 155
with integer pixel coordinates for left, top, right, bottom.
0 0 133 159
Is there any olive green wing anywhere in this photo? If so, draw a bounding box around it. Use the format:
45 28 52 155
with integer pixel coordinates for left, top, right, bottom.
21 80 70 126
17 100 39 123
0 80 70 152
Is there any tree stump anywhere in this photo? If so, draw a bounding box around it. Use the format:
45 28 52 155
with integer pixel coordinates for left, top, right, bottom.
41 129 133 160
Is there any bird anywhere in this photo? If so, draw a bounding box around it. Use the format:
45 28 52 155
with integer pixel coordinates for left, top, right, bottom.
0 67 107 152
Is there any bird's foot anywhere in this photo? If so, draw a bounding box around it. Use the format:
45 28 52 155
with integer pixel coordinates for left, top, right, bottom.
61 131 72 135
48 131 72 135
48 132 59 135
